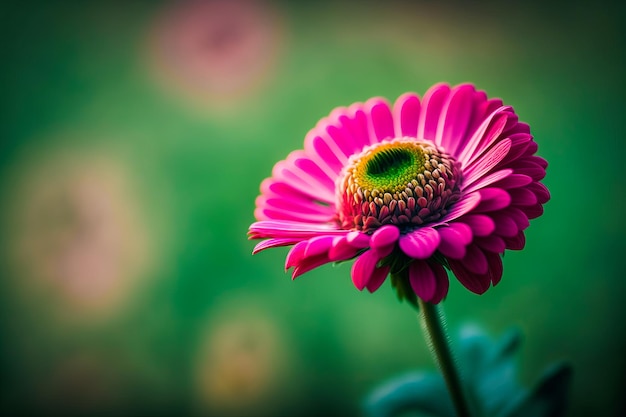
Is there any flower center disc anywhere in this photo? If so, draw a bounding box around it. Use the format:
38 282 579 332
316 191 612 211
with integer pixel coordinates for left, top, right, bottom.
336 139 462 232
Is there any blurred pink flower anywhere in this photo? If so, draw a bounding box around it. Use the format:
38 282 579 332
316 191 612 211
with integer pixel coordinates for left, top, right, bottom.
147 0 283 109
249 84 549 304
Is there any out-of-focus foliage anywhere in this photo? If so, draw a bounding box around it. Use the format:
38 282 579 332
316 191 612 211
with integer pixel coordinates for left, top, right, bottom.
365 326 572 417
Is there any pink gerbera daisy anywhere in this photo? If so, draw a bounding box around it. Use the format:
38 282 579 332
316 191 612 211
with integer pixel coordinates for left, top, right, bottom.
249 83 549 305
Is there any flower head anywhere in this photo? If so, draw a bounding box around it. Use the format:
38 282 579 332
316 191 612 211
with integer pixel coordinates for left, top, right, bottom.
249 83 549 304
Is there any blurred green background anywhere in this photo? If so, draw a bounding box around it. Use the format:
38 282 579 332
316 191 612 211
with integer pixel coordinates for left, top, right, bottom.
1 0 624 416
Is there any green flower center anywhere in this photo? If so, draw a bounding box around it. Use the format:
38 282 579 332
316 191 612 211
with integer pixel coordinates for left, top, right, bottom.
360 144 426 194
336 139 462 232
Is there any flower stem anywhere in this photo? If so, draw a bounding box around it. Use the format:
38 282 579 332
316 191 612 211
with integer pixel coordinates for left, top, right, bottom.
417 298 473 417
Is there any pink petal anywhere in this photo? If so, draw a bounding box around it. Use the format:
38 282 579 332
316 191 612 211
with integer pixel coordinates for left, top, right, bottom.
255 207 332 223
463 139 512 185
340 104 372 150
393 93 421 138
508 188 538 206
441 192 481 223
437 84 475 150
418 83 451 142
449 260 491 295
272 159 335 204
370 225 400 250
316 108 365 160
365 264 391 293
367 98 395 143
474 235 506 253
346 231 371 248
499 134 532 165
304 235 336 258
460 244 488 275
285 240 308 269
491 213 519 237
523 203 544 219
463 169 513 193
304 131 347 176
249 220 347 239
457 108 509 164
459 214 495 237
292 254 331 279
260 178 318 204
485 251 504 286
492 174 532 190
448 222 473 244
328 236 359 261
257 191 335 215
501 207 530 230
292 153 335 189
399 227 440 259
527 182 550 204
252 238 301 254
437 226 468 259
512 166 547 181
409 260 437 302
351 250 382 291
503 231 526 250
430 262 450 304
474 188 511 212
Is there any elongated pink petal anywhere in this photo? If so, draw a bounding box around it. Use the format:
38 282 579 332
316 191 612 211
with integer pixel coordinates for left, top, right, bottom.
249 220 347 239
474 235 506 253
292 254 331 279
285 240 308 270
441 192 481 223
365 264 391 293
485 251 504 286
503 231 526 250
304 235 337 258
418 83 450 142
430 262 450 304
393 93 421 137
456 108 509 164
253 238 301 254
327 236 359 261
491 213 519 237
463 139 512 185
254 207 332 223
304 131 347 175
463 169 512 193
459 214 495 237
449 260 491 294
436 84 475 149
351 250 382 291
460 244 489 275
474 188 511 212
399 227 440 259
272 160 335 204
527 182 550 204
507 187 539 206
367 98 395 143
523 203 544 219
409 260 437 302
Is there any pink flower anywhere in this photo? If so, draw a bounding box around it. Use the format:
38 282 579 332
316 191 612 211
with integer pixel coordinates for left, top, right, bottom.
249 83 549 304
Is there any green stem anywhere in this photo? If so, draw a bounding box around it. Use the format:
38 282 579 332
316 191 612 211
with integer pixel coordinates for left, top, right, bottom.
418 298 473 417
